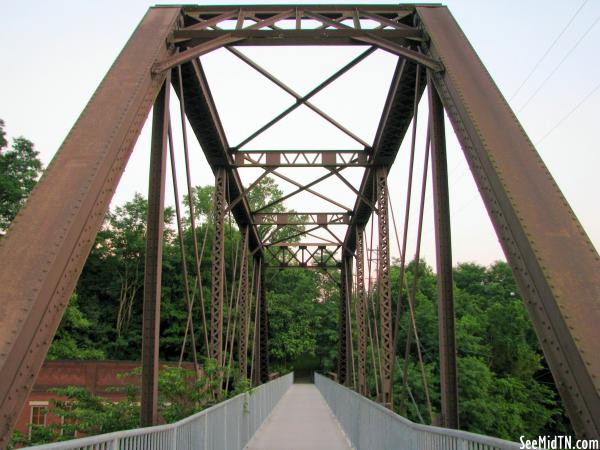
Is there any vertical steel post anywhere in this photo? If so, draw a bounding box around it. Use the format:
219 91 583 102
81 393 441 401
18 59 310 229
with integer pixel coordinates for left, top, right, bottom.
376 167 393 407
140 74 170 427
258 255 269 383
428 74 459 428
210 167 227 366
344 256 355 388
238 227 250 380
337 261 349 384
355 228 367 395
251 255 262 386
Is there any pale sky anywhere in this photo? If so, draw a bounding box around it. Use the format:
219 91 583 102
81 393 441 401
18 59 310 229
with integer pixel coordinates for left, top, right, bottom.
1 0 599 268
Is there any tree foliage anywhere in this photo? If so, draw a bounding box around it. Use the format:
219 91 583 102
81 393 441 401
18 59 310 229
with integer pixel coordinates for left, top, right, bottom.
0 119 43 231
390 261 570 439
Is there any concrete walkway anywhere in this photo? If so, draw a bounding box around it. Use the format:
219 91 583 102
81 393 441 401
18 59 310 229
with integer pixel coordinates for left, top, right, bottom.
245 383 352 450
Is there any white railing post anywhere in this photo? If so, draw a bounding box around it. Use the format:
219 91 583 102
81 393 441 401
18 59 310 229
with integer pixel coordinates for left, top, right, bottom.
171 426 177 450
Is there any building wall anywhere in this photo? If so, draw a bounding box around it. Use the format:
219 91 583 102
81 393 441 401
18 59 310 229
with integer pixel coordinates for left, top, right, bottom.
15 360 194 436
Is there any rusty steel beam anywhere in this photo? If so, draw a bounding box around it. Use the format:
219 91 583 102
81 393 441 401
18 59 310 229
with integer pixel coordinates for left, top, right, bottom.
265 243 342 269
251 255 262 386
154 34 244 74
265 265 341 271
158 10 299 73
258 256 269 383
238 227 250 380
355 228 368 396
344 255 355 388
254 212 350 226
173 29 422 46
140 75 170 427
183 5 418 15
417 5 600 437
181 9 238 31
352 34 442 71
210 168 227 366
337 262 349 384
234 150 368 168
428 74 458 429
0 7 180 446
376 167 393 407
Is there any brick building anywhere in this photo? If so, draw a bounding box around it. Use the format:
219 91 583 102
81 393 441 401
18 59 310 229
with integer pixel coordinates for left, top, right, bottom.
15 360 193 436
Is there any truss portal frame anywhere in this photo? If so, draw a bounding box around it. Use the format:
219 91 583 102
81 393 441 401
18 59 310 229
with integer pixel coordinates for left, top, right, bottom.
0 4 599 445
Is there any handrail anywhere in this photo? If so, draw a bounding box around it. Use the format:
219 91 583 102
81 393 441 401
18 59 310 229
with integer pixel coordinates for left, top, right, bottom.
22 372 294 450
315 373 521 450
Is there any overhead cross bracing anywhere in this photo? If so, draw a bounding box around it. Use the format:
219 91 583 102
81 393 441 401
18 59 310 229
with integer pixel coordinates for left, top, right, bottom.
178 6 429 267
0 4 599 447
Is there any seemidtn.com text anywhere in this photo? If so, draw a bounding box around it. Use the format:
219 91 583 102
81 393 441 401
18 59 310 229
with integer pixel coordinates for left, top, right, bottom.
520 436 599 449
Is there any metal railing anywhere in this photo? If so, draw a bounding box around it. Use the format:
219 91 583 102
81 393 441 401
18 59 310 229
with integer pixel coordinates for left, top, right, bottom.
22 372 293 450
315 373 522 450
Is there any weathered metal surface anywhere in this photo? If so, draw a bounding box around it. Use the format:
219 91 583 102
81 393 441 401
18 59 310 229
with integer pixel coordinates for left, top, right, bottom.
252 256 263 387
376 168 393 407
0 7 180 447
258 256 269 383
140 75 170 427
210 168 227 366
344 256 355 388
238 228 250 380
352 34 442 71
265 243 342 269
234 150 368 168
355 229 368 396
254 212 350 226
174 29 421 47
155 34 243 73
417 5 600 437
337 260 349 385
428 75 458 429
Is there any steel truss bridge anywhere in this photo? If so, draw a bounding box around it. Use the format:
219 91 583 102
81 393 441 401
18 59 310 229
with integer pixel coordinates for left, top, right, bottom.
1 4 599 448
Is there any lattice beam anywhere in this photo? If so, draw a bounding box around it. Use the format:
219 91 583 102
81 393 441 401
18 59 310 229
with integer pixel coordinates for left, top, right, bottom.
238 227 250 380
254 213 350 226
376 167 393 407
234 150 368 168
210 168 227 366
265 243 342 269
355 228 367 396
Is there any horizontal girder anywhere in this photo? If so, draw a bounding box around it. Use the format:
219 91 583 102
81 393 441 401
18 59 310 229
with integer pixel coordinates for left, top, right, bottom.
234 150 368 168
172 29 421 47
265 243 342 268
254 212 350 226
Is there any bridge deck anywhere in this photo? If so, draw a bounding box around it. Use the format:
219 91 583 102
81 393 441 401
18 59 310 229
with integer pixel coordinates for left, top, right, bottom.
245 382 352 450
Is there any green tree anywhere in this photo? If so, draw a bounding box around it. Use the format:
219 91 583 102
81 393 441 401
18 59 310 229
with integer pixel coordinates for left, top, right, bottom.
47 294 106 360
0 119 43 231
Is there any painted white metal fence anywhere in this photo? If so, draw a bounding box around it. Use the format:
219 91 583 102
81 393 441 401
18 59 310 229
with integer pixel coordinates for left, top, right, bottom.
22 372 293 450
315 373 522 450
